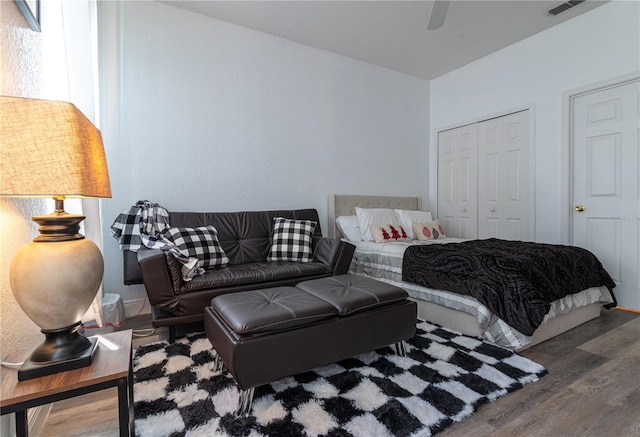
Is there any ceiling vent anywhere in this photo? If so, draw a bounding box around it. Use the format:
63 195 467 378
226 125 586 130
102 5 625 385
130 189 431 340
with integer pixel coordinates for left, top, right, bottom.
548 0 586 16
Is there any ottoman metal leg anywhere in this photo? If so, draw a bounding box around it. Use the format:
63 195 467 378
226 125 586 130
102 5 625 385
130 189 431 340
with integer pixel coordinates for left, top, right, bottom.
394 340 407 357
213 353 224 373
236 387 255 417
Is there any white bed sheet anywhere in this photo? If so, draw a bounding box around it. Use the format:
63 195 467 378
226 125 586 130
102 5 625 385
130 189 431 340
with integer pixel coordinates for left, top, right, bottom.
349 239 615 349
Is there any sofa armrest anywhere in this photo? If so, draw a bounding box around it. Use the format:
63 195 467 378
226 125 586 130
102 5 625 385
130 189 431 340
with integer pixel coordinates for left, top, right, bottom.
123 250 144 285
313 238 356 275
137 249 177 306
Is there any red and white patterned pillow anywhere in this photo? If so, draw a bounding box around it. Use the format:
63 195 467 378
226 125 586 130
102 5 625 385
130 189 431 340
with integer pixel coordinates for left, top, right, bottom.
368 224 410 243
413 220 447 240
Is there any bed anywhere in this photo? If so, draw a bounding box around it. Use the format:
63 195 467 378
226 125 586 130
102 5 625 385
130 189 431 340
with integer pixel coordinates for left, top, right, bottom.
329 194 616 350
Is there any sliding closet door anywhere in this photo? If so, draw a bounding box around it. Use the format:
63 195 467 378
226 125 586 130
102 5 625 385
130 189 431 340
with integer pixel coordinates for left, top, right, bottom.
437 110 530 241
477 110 530 240
437 124 478 238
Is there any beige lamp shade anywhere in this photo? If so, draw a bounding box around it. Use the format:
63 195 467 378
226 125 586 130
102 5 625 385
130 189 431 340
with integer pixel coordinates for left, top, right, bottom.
0 96 111 198
0 96 112 380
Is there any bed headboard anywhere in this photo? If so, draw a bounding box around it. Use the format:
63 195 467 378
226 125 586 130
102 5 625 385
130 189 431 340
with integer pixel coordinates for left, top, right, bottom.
329 194 422 238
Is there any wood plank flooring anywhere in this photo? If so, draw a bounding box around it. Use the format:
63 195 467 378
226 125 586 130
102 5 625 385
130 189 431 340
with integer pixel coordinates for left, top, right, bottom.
38 309 640 437
440 308 640 437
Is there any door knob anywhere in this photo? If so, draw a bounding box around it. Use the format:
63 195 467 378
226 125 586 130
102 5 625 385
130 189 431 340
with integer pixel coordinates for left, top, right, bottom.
575 204 586 212
490 208 496 213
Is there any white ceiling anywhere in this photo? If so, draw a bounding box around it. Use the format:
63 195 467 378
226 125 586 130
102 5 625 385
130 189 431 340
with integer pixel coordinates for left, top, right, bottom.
160 0 609 80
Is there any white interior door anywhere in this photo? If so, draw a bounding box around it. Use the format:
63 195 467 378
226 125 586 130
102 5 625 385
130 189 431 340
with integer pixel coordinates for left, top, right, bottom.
437 124 478 238
572 78 640 310
478 110 530 240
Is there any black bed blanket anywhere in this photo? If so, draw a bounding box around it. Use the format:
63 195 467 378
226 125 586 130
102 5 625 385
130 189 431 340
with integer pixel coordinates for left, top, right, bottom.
402 238 616 336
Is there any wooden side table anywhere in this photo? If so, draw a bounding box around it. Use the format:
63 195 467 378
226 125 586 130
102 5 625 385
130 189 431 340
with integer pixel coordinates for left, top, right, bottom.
1 329 134 437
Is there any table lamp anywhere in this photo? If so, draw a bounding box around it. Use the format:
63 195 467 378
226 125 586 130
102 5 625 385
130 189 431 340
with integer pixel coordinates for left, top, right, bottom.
0 96 112 380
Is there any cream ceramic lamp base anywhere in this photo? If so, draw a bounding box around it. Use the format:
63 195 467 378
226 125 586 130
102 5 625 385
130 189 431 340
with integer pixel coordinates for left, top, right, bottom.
9 213 104 380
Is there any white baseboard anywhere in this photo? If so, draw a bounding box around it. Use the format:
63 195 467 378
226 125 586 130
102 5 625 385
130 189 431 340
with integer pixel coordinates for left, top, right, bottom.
1 404 54 437
123 297 151 319
0 415 11 437
29 404 53 436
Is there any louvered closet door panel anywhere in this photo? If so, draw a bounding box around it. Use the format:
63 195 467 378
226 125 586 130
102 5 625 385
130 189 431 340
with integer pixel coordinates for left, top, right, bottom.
437 124 478 238
478 110 530 240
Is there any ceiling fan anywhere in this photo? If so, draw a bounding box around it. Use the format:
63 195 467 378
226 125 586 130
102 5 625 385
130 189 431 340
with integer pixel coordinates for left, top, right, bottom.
427 0 450 30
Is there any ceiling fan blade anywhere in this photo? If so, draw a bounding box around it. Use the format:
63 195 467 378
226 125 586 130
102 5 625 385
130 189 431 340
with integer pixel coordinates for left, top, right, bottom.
427 0 450 30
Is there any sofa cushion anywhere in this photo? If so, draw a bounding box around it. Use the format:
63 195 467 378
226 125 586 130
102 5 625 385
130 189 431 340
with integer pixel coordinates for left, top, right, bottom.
172 260 332 295
267 217 317 262
169 209 323 266
211 287 337 334
162 226 229 268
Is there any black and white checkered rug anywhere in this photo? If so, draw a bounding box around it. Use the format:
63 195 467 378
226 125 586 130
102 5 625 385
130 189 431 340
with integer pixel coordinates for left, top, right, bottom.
133 321 547 437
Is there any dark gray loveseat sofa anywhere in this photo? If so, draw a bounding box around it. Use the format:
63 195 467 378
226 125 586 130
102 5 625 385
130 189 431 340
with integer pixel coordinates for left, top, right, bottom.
123 208 355 341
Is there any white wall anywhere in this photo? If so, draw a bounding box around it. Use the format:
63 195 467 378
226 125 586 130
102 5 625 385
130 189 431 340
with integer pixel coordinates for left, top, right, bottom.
1 1 93 434
429 0 639 244
0 0 72 358
98 1 430 306
0 0 46 366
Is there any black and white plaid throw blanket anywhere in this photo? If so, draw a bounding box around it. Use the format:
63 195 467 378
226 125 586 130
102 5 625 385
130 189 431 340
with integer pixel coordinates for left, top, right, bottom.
110 200 204 281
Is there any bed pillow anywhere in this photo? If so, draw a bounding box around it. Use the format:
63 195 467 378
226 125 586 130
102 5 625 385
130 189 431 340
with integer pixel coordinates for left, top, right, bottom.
267 217 317 262
355 207 400 241
336 215 363 242
162 225 229 268
413 220 447 240
368 224 410 243
394 209 433 239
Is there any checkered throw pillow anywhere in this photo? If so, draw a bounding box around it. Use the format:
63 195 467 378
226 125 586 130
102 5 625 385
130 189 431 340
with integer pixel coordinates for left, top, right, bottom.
162 226 229 268
267 217 317 262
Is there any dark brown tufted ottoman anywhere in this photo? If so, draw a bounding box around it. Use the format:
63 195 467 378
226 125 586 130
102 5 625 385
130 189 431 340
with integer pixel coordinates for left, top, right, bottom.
204 274 417 415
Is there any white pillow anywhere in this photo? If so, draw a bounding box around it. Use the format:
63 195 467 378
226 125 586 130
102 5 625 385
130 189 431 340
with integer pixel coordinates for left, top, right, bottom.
355 207 400 241
394 209 433 239
335 215 363 242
